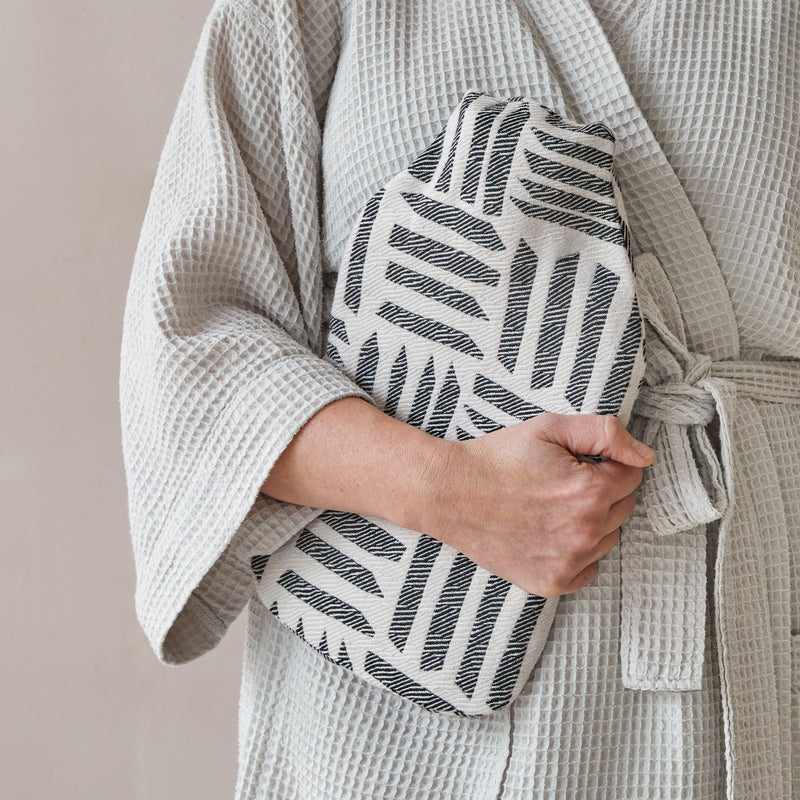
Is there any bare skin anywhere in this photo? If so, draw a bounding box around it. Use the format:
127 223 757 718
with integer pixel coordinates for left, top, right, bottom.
261 396 654 598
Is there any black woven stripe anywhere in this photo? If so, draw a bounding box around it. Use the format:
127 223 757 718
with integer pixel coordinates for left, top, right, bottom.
523 150 614 198
355 331 380 392
533 129 613 169
566 265 620 411
295 528 383 597
530 253 580 390
325 341 344 369
277 570 375 636
455 426 473 441
344 188 385 313
327 315 349 344
383 345 408 417
619 214 632 258
364 652 460 714
598 301 642 414
508 237 539 285
487 594 547 710
465 406 503 434
473 374 543 420
378 302 483 359
337 641 353 669
511 196 625 247
544 111 615 142
498 239 538 372
434 92 479 193
385 262 488 320
461 102 507 204
456 575 511 698
250 554 269 582
408 355 436 427
517 177 620 223
483 103 531 215
401 192 504 251
388 535 443 651
388 224 500 286
420 553 478 671
407 125 448 183
319 510 406 561
290 631 353 669
425 363 460 439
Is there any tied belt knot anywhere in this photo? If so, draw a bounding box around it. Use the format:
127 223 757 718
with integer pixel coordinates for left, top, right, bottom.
634 358 715 426
620 253 800 691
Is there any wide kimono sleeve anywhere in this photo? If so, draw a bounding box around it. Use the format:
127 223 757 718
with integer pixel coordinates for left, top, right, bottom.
119 0 369 665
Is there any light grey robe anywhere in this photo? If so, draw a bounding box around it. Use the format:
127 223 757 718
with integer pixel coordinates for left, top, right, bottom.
119 1 800 797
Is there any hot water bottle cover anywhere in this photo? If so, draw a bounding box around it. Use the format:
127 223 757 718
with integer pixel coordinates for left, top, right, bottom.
253 91 644 716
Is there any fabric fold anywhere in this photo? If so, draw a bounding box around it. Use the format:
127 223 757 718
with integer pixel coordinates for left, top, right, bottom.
120 0 368 665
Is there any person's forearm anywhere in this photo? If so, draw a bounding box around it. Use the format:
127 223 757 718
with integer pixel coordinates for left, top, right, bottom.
260 396 444 531
261 396 653 598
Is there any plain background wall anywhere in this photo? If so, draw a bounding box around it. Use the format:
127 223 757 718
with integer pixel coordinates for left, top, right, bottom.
1 2 249 797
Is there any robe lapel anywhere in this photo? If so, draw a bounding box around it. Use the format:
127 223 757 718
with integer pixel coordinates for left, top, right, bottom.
524 0 739 360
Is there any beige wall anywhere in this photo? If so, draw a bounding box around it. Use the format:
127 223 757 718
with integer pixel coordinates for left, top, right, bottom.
0 2 248 797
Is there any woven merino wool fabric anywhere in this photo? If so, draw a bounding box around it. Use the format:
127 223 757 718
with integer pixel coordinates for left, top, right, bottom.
254 90 644 716
119 0 800 798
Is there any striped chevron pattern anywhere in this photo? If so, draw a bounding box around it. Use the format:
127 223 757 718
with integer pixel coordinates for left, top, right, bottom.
255 92 645 716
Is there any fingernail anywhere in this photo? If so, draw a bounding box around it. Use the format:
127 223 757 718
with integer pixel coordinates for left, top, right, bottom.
634 441 655 461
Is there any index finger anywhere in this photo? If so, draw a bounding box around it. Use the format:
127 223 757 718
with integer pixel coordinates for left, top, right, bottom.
586 457 645 505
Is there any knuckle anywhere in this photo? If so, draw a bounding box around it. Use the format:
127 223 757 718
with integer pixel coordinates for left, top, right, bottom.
598 531 620 557
584 562 600 583
572 523 601 549
618 493 637 519
535 578 563 598
573 563 599 592
602 414 623 438
537 412 569 444
576 474 607 507
554 552 581 577
532 412 557 434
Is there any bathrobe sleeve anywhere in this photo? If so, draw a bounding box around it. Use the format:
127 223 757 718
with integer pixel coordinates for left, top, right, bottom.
119 0 369 665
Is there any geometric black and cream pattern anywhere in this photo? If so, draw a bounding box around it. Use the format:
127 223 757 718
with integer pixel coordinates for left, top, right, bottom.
254 91 645 716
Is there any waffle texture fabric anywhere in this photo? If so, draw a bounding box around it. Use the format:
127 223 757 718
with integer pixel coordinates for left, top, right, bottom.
119 1 800 798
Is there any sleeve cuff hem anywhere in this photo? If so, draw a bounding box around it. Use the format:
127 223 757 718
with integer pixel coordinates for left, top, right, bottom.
136 352 371 664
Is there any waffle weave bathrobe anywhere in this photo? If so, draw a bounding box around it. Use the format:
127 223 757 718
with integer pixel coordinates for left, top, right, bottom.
119 1 800 798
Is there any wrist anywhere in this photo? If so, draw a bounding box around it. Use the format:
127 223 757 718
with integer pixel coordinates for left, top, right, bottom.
388 432 461 536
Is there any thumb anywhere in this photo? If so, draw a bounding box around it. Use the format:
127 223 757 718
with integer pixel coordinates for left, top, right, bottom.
539 413 655 467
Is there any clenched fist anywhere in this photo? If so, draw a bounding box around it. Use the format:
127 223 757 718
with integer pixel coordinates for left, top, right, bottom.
414 413 654 597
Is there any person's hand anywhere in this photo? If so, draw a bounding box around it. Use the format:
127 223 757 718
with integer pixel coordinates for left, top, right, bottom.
414 413 654 597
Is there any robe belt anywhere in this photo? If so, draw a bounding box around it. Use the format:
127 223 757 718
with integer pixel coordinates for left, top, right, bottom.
620 253 800 691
